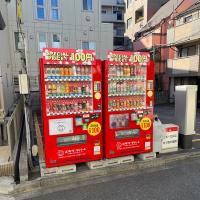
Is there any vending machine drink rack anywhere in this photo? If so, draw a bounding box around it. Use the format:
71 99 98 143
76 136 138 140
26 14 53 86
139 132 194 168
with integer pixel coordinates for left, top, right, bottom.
40 48 103 168
103 51 154 159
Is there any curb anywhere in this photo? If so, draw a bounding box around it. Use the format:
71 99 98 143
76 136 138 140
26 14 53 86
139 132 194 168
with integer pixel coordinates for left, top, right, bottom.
2 149 200 199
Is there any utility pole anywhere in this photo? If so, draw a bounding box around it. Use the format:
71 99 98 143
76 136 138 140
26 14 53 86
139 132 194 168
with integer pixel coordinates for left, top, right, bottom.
16 0 33 170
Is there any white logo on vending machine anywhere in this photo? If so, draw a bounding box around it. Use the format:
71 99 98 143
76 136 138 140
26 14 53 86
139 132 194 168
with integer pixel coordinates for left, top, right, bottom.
57 150 65 157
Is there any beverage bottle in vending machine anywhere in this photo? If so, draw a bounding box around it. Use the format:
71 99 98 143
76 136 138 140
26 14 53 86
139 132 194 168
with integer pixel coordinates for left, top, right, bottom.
81 66 85 76
109 100 113 109
56 83 61 96
76 66 81 77
116 82 121 93
127 66 131 77
78 86 82 95
130 66 134 77
86 85 90 95
55 68 60 78
65 82 70 95
85 66 89 76
112 82 117 94
60 67 65 78
45 68 51 79
73 66 77 76
116 66 120 77
64 67 69 77
68 66 73 77
51 68 56 79
52 83 57 96
109 82 112 94
46 82 52 97
60 82 65 96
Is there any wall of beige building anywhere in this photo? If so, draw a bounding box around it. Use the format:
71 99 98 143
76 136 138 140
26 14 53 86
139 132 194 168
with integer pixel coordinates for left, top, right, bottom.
6 0 113 92
0 1 15 115
124 0 168 42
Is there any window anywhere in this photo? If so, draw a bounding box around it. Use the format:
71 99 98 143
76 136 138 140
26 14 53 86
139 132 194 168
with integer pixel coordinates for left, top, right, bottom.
178 45 197 57
183 15 192 23
82 42 96 50
51 0 60 20
38 32 47 51
83 0 92 11
135 7 144 23
127 0 132 8
36 0 46 19
116 0 124 5
127 18 132 29
115 27 124 36
114 38 124 46
188 46 196 56
52 33 61 48
101 10 106 14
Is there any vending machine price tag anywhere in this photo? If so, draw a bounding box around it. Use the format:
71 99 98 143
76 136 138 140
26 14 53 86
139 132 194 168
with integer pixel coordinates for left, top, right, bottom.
94 81 101 92
140 117 152 131
88 122 101 136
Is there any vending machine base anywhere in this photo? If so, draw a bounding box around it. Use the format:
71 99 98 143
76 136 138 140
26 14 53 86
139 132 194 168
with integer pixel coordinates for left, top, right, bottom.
40 160 76 177
137 152 156 161
87 155 134 170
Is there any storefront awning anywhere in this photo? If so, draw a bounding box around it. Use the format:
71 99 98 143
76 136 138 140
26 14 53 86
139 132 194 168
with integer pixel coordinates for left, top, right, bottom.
0 11 5 30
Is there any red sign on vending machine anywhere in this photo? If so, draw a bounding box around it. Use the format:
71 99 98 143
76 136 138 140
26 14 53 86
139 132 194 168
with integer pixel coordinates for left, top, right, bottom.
40 48 103 168
103 51 154 159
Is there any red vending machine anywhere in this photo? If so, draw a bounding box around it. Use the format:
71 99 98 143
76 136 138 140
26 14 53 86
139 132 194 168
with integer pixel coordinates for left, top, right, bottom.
40 48 103 168
103 51 154 159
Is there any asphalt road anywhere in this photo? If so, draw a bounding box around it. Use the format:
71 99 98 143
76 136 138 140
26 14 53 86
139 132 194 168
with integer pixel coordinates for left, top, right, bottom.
28 158 200 200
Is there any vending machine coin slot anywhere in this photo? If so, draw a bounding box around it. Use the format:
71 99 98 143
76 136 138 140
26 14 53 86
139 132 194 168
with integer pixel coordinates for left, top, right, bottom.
57 134 87 147
115 129 140 139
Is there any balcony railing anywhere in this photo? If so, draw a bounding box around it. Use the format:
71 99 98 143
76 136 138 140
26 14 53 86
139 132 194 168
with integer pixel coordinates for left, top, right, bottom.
167 18 200 45
102 13 124 22
101 0 125 6
167 55 200 76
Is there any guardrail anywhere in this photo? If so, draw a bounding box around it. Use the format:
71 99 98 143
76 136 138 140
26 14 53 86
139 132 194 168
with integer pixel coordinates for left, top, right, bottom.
0 97 24 176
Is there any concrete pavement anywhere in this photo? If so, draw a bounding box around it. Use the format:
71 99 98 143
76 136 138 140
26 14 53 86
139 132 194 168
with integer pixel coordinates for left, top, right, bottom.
28 157 200 200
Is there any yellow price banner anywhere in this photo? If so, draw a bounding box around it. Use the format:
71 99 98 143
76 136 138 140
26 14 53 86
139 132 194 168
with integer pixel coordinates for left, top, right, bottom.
140 117 152 131
88 122 101 136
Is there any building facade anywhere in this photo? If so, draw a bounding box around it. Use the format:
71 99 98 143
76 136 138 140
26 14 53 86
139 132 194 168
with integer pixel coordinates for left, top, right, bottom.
131 0 198 104
0 0 16 117
124 0 168 49
6 0 113 95
101 0 125 50
167 1 200 105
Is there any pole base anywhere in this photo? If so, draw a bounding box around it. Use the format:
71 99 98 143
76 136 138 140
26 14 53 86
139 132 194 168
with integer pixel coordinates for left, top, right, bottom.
179 134 193 149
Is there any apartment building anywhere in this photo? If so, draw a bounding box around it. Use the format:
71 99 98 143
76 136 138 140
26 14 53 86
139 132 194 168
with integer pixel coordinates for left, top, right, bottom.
124 0 168 49
6 0 113 96
101 0 125 50
167 1 200 105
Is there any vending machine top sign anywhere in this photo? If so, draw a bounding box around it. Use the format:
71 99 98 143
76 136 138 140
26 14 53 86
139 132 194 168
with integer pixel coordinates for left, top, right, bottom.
42 48 96 65
107 51 150 66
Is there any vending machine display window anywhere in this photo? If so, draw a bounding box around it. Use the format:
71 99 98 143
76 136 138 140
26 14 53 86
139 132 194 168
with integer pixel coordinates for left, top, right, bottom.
45 64 93 116
108 65 147 111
